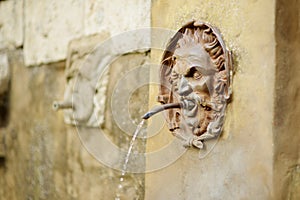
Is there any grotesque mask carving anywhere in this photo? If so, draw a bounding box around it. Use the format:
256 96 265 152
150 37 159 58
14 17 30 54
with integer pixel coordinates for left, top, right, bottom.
158 21 233 149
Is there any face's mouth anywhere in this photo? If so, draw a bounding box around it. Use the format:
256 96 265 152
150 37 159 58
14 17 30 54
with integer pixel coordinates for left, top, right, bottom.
181 95 213 112
181 98 196 110
180 95 215 136
142 94 213 121
142 95 215 137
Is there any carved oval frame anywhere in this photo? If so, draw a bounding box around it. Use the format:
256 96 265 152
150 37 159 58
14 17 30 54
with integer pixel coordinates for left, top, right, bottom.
157 20 233 149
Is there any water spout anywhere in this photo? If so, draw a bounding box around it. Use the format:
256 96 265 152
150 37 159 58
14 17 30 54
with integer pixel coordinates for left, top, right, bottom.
142 102 183 119
52 101 73 111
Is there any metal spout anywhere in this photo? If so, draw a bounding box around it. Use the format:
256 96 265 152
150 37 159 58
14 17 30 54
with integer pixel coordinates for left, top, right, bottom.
142 102 182 119
52 101 73 111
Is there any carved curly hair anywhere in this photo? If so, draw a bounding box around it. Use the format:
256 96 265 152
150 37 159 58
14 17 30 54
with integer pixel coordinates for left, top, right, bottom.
176 26 225 71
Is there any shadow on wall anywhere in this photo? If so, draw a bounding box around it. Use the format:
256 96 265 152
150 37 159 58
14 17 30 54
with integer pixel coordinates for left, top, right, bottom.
0 157 4 166
0 91 9 127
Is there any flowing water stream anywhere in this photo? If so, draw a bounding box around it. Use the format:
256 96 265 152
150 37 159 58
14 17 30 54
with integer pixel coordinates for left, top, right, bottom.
115 119 145 200
114 103 182 199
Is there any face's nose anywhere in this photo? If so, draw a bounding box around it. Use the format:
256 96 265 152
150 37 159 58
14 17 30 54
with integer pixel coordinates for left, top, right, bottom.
178 76 193 96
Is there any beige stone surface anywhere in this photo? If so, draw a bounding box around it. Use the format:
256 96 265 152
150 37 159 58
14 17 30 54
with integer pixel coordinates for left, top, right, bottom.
103 53 150 199
146 0 275 199
24 0 151 66
0 50 68 199
0 49 150 199
274 0 300 199
24 0 84 66
84 0 151 35
0 50 142 200
0 0 23 49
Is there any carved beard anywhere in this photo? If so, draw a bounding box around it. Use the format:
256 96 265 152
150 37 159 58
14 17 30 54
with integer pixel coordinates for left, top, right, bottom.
170 74 215 136
173 82 215 136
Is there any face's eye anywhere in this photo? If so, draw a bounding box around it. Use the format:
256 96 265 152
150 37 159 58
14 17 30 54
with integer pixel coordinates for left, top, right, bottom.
188 66 202 80
193 71 202 80
172 56 177 62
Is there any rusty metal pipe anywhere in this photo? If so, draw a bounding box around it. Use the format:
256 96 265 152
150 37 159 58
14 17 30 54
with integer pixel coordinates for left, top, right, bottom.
142 102 183 120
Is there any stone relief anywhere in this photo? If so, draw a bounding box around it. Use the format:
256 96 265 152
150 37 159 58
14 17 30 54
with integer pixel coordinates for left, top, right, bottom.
53 31 150 127
53 33 110 127
157 20 233 149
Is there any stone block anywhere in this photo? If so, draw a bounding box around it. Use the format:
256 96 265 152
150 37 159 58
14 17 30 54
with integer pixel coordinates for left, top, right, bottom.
24 0 84 66
84 0 151 36
0 0 23 49
23 0 151 66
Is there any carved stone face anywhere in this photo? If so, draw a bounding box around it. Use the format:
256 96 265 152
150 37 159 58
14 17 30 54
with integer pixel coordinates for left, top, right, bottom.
171 42 216 136
158 21 232 149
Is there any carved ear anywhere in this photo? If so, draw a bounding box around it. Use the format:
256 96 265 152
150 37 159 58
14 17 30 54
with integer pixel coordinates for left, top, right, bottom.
158 57 173 104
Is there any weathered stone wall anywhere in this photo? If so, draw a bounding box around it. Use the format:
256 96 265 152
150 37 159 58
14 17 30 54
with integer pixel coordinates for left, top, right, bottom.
145 0 300 200
0 0 23 49
0 51 149 199
0 0 299 199
23 0 150 66
0 0 150 199
146 0 276 199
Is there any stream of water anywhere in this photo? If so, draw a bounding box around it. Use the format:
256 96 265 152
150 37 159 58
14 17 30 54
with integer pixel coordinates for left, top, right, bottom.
115 119 145 200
